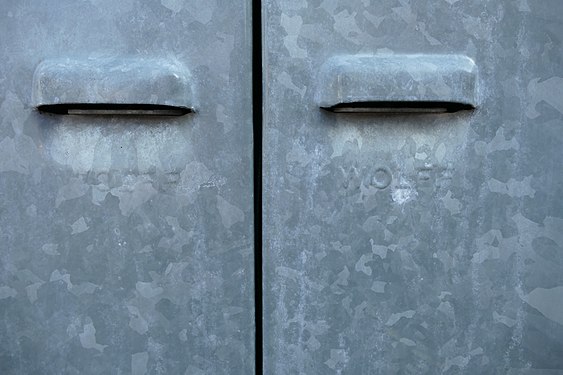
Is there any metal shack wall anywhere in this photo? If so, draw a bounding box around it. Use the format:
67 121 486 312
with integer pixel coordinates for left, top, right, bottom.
0 1 254 374
263 1 563 373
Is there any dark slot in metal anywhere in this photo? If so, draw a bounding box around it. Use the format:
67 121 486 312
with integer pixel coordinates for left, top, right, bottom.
321 101 475 114
37 103 192 116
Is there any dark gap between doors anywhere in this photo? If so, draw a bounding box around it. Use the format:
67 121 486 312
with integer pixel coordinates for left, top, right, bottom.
252 0 264 373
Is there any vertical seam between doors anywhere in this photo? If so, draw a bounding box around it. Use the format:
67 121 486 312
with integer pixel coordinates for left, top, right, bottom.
252 0 263 373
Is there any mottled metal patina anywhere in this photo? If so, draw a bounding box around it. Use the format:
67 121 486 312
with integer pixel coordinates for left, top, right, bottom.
0 1 254 374
263 0 563 373
1 0 562 374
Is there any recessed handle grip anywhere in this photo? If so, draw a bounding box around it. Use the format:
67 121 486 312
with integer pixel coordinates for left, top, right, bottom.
32 58 194 116
316 54 478 114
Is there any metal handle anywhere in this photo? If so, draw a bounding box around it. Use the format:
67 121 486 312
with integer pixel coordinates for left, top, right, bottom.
316 54 478 114
32 58 194 116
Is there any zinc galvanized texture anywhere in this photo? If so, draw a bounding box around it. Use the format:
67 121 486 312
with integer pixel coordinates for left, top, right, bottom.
0 1 254 374
263 0 563 374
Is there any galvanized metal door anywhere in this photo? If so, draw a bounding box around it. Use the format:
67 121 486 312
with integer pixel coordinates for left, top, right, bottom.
263 1 563 373
0 1 254 374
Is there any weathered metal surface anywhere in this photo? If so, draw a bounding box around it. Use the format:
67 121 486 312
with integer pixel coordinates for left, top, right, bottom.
263 0 563 374
0 1 253 374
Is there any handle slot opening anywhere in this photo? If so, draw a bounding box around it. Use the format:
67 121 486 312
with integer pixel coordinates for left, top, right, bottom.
37 103 191 116
322 101 475 114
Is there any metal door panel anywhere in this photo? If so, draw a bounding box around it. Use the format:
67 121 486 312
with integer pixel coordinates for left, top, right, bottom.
0 1 253 374
263 1 563 373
